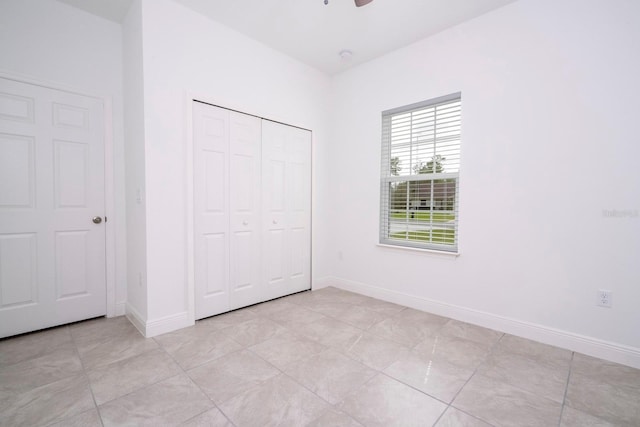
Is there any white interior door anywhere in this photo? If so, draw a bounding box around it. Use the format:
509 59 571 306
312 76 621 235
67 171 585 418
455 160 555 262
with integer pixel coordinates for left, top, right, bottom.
262 120 311 299
228 111 262 310
0 77 106 338
193 102 230 319
193 102 262 319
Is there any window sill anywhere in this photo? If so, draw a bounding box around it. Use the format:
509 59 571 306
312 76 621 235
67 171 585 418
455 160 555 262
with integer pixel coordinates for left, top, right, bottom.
376 243 460 257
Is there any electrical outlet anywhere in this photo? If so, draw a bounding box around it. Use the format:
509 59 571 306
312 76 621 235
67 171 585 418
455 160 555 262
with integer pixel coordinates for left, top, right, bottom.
597 289 612 308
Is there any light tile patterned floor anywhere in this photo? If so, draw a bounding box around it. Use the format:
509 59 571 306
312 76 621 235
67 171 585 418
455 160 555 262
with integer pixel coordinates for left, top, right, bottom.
1 286 639 426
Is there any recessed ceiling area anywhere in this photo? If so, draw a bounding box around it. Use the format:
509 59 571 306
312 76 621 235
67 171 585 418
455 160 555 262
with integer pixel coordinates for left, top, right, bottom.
56 0 518 74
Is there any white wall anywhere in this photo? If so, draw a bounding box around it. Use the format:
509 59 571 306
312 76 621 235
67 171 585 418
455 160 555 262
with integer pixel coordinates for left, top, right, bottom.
327 0 640 366
0 0 128 314
123 0 148 321
136 0 332 330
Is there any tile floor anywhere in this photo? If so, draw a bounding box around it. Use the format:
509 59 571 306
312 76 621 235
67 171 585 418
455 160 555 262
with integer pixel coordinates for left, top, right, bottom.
1 286 639 426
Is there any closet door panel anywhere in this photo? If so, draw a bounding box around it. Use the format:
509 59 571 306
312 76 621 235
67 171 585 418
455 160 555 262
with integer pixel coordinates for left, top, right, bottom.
193 102 230 318
266 228 285 284
229 111 262 309
262 122 288 298
264 156 287 291
262 120 311 300
204 233 227 295
286 126 312 293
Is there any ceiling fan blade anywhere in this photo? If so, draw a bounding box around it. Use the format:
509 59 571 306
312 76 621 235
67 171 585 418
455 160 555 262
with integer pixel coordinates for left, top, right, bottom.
354 0 373 7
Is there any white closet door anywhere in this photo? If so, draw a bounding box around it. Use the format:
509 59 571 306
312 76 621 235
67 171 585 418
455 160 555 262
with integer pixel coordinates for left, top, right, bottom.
0 78 106 337
193 102 230 319
228 111 262 309
262 120 311 300
193 102 262 319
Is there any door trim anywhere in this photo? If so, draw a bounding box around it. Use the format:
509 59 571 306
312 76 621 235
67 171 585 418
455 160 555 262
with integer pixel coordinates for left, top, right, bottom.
0 70 118 318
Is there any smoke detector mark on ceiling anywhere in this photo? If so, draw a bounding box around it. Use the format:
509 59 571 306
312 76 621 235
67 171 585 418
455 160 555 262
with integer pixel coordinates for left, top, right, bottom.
339 50 354 61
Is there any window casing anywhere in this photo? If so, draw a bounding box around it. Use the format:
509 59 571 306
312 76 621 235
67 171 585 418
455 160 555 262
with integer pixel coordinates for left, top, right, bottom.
380 93 462 252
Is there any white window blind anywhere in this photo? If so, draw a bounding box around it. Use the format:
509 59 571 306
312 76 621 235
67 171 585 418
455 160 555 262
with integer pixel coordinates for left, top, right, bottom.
380 93 462 252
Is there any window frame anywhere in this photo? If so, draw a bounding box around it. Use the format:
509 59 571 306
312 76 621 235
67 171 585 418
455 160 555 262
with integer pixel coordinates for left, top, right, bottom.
379 93 462 253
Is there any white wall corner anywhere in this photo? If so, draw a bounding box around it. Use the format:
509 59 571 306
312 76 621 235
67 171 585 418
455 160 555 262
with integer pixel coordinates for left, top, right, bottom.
329 277 640 370
113 301 126 317
144 311 192 338
125 302 147 336
125 303 193 338
312 276 337 290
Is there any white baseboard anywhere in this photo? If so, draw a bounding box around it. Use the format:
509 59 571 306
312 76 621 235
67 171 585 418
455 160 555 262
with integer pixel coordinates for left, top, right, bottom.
325 276 640 369
145 311 192 338
125 303 193 338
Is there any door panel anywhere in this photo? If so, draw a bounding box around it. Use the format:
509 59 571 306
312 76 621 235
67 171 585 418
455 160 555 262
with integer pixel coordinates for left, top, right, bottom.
204 233 226 297
290 227 305 278
228 111 261 309
231 230 253 290
262 120 311 299
230 154 254 212
54 230 89 299
266 228 285 285
0 77 106 337
54 140 88 208
0 233 37 308
0 134 35 208
193 102 230 318
204 151 225 212
0 91 34 122
52 102 89 129
286 127 312 293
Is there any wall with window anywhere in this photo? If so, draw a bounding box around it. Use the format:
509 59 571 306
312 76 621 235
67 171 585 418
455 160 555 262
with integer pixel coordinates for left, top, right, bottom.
326 0 640 365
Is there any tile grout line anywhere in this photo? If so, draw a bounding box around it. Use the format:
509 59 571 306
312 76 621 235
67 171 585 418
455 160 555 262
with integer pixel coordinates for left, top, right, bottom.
82 343 182 418
240 327 366 425
68 324 106 427
557 351 575 427
182 373 238 426
376 369 452 407
440 331 507 427
154 334 238 426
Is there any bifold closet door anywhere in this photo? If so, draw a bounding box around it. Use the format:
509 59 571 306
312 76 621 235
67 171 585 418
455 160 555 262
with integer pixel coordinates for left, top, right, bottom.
193 102 261 319
262 120 312 300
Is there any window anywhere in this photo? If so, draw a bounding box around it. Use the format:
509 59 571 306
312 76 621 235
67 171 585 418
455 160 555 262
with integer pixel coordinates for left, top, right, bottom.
380 93 461 252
